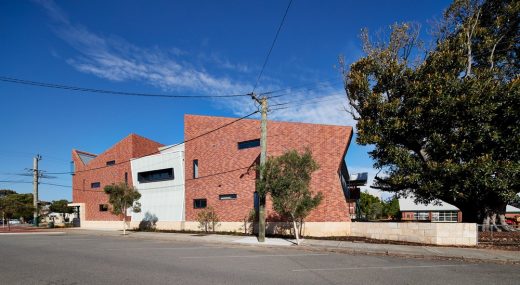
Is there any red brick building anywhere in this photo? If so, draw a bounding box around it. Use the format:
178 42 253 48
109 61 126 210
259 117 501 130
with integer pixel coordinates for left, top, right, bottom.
71 134 163 223
184 115 354 224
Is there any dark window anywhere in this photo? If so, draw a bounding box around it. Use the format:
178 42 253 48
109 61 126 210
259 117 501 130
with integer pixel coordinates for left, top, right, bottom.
91 182 100 188
106 160 116 166
124 172 128 185
138 168 174 183
193 199 207 209
219 194 237 200
99 204 108 212
193 159 199 179
238 139 260 150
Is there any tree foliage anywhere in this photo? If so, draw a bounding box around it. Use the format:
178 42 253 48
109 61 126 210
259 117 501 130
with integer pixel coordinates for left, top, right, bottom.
0 193 34 230
342 0 519 222
49 199 73 214
257 149 322 244
359 192 400 220
0 189 17 198
103 182 141 235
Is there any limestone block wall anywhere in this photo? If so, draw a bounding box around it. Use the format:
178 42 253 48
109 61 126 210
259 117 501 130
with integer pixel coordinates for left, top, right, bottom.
349 222 477 246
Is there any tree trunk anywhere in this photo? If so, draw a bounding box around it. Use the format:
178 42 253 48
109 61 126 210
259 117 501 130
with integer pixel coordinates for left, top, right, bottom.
292 219 300 245
482 215 490 232
122 215 126 235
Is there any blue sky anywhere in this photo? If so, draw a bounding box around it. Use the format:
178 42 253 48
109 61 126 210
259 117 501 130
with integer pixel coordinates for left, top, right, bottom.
0 0 451 202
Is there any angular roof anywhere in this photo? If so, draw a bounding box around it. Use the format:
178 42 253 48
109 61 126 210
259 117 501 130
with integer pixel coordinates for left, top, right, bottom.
507 205 520 213
398 196 460 211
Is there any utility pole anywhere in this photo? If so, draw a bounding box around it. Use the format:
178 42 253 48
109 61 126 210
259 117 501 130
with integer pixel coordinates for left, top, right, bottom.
33 154 42 227
252 93 268 242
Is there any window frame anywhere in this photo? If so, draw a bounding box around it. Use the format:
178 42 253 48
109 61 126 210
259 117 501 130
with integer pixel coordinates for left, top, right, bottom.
193 198 207 209
193 159 199 179
237 139 261 150
106 160 116 166
137 168 174 183
91 182 101 189
219 194 237 200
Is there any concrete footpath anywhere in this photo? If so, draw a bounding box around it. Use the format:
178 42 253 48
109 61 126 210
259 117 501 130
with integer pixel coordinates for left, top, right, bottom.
61 229 520 264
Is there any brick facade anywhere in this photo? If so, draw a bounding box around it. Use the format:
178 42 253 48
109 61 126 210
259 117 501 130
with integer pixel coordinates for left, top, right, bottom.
72 134 163 221
184 114 353 223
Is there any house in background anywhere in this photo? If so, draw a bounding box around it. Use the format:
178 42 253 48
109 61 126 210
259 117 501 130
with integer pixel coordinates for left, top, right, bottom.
399 196 462 222
506 205 520 219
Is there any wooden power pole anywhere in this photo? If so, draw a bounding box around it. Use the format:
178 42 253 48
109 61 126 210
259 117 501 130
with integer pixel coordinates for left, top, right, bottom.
252 93 268 242
33 154 41 227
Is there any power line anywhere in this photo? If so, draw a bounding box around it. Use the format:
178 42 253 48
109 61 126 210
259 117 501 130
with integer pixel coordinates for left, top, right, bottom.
270 93 345 107
0 180 32 184
0 76 251 99
252 0 294 93
45 110 260 175
260 78 342 96
40 182 71 188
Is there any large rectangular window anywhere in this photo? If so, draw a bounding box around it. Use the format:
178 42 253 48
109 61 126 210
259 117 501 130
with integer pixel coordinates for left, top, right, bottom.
194 199 207 209
238 139 260 150
137 168 174 183
91 182 100 188
433 211 458 222
193 159 199 179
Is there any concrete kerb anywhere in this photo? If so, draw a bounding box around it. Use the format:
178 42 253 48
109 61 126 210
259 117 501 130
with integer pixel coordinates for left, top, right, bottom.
63 229 520 264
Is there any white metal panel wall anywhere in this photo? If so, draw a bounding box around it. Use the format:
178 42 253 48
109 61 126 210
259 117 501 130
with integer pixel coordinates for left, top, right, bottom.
130 144 185 222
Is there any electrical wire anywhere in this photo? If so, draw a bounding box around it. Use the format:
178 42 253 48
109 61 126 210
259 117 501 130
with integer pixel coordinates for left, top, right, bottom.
45 110 260 175
252 0 294 93
270 93 345 107
0 76 251 99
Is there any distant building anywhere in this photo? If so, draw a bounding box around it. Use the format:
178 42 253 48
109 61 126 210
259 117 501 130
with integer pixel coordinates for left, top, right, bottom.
398 196 462 222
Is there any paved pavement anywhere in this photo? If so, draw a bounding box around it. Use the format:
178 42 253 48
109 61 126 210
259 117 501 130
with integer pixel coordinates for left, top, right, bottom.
1 231 519 285
76 229 520 264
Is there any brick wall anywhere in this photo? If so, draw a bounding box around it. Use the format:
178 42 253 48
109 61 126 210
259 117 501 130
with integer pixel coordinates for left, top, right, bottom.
184 115 353 223
72 134 163 221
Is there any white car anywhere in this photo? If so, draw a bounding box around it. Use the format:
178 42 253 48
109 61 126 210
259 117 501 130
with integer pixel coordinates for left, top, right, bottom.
8 220 21 225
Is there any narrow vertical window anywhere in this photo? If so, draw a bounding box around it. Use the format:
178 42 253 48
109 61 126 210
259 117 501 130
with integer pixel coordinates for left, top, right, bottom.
193 159 199 179
125 172 128 185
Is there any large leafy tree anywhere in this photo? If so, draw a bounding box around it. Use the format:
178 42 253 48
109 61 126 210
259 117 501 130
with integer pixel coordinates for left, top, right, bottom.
257 149 323 245
104 182 141 235
342 0 519 223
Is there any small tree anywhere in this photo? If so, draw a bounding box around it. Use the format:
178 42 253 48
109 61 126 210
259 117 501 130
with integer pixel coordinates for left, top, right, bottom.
197 206 219 233
257 149 322 245
103 182 141 235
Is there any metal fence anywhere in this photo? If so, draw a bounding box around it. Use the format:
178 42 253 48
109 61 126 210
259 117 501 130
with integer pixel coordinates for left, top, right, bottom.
477 224 520 247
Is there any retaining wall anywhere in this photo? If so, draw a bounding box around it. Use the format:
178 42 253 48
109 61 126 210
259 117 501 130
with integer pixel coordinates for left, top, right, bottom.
350 222 477 246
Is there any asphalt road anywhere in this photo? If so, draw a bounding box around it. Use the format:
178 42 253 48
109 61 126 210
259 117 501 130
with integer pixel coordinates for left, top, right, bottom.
0 233 518 285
